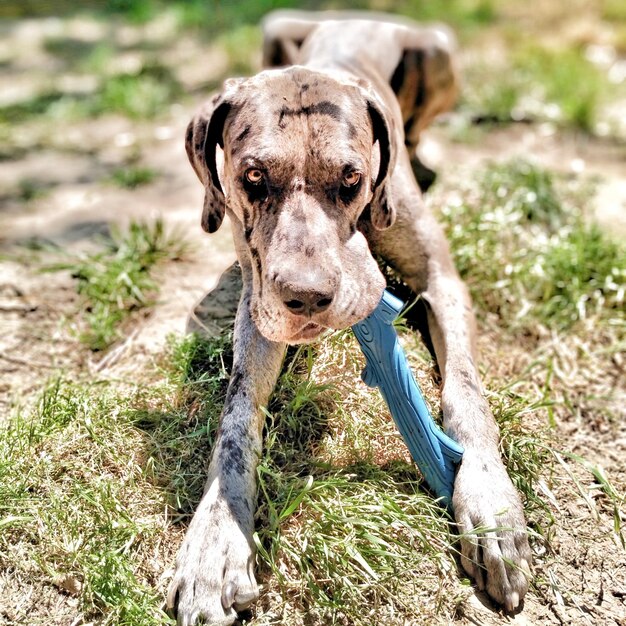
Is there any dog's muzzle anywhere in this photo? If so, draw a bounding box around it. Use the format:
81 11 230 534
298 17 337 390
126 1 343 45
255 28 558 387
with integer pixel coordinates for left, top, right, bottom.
273 266 338 318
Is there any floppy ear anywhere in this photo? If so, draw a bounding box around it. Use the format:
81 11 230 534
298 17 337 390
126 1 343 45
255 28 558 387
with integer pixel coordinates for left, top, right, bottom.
367 97 397 230
185 84 240 234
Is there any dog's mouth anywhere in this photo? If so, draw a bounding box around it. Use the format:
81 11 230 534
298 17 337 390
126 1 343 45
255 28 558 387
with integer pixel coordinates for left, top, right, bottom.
289 321 327 343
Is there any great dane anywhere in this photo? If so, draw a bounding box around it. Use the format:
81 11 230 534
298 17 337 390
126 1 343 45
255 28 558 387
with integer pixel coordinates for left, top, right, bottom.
167 10 532 625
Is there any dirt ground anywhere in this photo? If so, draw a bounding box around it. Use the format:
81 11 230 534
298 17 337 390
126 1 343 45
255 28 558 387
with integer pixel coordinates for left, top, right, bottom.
1 5 625 626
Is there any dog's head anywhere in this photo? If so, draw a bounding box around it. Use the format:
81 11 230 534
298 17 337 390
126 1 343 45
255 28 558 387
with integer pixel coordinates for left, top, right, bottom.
186 67 397 343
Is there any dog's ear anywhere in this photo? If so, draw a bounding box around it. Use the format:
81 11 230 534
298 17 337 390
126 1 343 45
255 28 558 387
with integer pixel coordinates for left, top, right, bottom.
185 81 242 233
367 97 397 231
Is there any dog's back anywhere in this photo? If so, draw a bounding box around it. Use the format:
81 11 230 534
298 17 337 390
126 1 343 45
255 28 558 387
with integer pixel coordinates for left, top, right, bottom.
262 10 458 151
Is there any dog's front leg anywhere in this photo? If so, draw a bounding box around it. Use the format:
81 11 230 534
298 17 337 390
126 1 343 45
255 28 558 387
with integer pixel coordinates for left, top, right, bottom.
168 287 285 626
373 195 532 611
419 258 533 611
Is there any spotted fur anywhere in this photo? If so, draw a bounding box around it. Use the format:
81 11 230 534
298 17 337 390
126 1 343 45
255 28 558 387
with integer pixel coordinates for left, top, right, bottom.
170 11 532 626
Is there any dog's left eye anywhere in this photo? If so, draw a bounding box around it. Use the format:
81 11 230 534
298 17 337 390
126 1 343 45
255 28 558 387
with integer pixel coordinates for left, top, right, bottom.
342 171 361 187
245 168 264 185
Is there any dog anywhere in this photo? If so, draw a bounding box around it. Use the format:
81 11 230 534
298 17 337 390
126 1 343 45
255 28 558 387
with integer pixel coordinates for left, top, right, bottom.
167 11 532 625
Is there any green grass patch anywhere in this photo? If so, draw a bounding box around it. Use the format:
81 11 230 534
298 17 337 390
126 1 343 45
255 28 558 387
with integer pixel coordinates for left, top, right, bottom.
48 220 188 351
463 46 610 132
440 159 626 331
94 64 182 119
0 379 173 625
399 0 497 31
0 337 616 622
255 467 458 624
111 165 158 189
2 322 619 624
514 46 607 132
0 333 233 623
0 63 182 124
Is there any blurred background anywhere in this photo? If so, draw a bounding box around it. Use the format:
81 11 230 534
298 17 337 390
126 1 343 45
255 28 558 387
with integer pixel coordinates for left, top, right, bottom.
1 0 625 245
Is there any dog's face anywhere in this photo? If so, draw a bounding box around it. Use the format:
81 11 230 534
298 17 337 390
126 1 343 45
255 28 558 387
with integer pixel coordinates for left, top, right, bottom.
186 67 397 343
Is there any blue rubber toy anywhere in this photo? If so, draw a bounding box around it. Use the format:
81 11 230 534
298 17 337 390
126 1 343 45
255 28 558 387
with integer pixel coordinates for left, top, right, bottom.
352 290 464 506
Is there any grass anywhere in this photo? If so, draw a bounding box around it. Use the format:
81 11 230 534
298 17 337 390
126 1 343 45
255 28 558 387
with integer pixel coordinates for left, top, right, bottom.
2 299 622 623
0 378 172 625
47 220 188 351
438 158 626 332
398 0 497 31
462 45 611 132
111 166 159 189
2 2 626 624
218 24 263 77
0 333 234 624
95 64 182 119
0 63 183 124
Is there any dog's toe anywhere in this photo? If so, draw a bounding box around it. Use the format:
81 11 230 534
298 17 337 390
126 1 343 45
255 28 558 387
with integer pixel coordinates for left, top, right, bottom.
172 583 236 626
221 577 259 613
454 456 532 612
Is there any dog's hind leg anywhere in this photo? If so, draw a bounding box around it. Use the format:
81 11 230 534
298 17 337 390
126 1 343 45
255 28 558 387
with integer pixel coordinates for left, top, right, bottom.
389 24 458 191
168 281 286 626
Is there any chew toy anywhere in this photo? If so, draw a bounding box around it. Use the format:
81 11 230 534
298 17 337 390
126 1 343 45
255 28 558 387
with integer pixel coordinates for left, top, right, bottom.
352 290 464 506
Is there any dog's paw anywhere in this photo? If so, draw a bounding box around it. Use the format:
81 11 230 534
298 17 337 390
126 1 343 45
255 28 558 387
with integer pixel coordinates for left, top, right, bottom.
452 453 532 612
167 496 258 626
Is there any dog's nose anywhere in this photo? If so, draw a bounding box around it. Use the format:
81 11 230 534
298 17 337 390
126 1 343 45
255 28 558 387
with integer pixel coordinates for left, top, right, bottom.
275 272 336 316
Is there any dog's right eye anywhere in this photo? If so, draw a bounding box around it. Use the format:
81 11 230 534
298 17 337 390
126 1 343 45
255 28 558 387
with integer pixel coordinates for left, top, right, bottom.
242 168 268 203
245 168 264 185
342 171 361 187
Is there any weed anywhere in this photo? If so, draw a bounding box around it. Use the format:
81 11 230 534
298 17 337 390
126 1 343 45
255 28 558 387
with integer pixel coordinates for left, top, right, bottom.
440 159 626 331
16 177 50 201
111 166 158 189
0 63 181 125
48 220 188 351
400 0 496 31
462 46 610 132
0 379 173 625
94 64 182 119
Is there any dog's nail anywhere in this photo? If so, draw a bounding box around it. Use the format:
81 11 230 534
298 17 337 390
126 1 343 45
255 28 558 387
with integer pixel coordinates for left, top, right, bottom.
505 591 520 612
166 583 179 613
234 587 259 609
222 581 236 609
